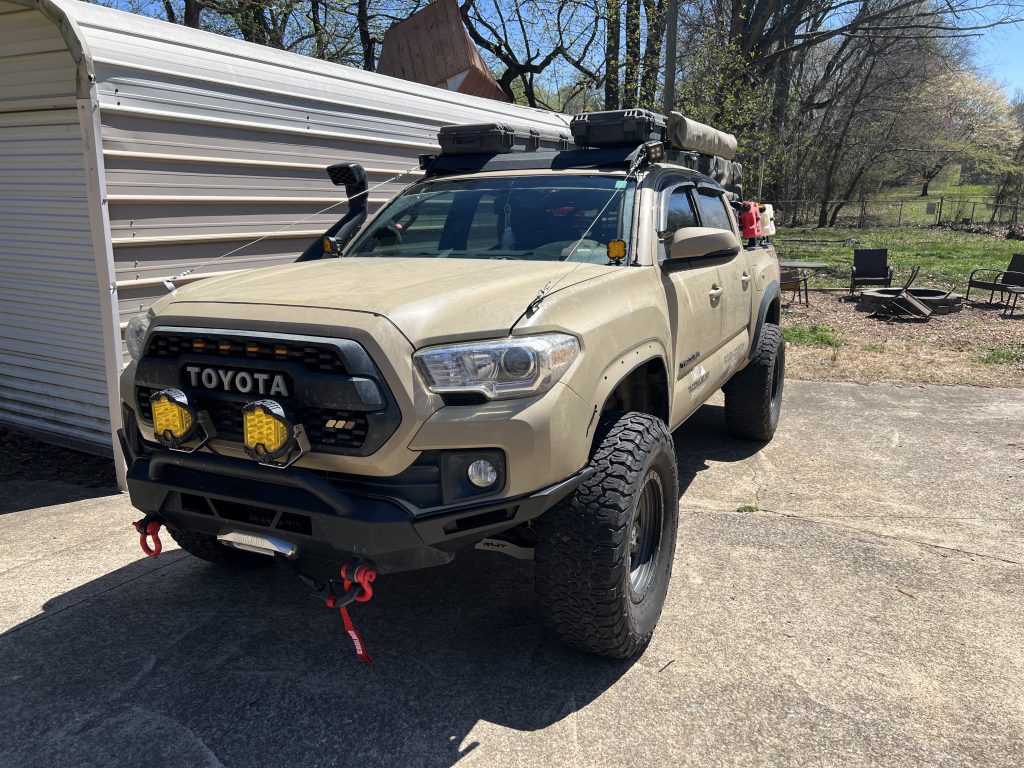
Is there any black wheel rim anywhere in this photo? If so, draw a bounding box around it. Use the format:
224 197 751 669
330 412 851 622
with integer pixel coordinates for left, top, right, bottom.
630 471 664 600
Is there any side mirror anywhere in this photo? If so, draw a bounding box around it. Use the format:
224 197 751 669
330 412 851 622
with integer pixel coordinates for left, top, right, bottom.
668 227 739 262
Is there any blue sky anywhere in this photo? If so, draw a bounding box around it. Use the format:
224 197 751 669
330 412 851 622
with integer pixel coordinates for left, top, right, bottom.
976 22 1024 99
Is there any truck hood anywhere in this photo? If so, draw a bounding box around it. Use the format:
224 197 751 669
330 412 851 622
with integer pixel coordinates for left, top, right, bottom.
159 258 611 347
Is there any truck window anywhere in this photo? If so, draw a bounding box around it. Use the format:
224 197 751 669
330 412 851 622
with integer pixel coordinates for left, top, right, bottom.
665 187 697 233
347 175 635 263
695 190 732 231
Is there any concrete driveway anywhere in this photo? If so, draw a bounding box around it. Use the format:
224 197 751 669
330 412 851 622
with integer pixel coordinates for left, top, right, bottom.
1 380 1021 767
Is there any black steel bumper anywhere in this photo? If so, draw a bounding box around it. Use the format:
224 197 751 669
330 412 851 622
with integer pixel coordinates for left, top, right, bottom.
119 429 589 574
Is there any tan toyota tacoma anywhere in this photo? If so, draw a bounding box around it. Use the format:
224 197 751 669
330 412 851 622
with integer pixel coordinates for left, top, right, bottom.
118 109 784 659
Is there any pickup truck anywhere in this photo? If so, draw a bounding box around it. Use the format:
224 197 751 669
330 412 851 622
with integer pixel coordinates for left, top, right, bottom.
119 109 784 658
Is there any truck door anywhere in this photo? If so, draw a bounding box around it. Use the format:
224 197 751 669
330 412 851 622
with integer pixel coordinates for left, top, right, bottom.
658 182 726 420
694 188 753 350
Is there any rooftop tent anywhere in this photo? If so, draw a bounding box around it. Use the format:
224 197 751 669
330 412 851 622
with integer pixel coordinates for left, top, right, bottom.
0 0 569 485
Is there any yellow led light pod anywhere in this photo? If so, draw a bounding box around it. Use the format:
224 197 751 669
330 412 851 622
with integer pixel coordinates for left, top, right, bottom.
607 239 627 262
150 389 198 448
242 399 293 463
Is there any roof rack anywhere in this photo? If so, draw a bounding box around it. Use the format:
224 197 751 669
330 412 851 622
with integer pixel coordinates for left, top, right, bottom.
421 109 743 197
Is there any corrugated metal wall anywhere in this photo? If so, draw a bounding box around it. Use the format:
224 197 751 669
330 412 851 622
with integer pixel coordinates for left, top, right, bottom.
0 1 112 450
0 0 569 458
62 1 569 351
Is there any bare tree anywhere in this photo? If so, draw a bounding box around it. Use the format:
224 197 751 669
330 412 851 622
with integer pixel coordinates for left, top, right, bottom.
459 0 602 107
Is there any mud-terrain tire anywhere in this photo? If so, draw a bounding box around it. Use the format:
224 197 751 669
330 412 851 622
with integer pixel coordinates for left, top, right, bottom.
535 412 679 659
167 527 272 567
723 322 784 441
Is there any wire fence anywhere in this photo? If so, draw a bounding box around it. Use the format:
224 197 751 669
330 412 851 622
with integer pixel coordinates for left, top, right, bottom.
775 197 1023 229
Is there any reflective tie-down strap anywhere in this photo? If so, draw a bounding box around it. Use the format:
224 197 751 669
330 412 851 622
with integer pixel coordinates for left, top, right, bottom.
279 554 378 664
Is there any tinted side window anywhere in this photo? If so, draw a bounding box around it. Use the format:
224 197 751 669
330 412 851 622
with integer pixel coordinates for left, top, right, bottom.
665 187 697 232
695 191 732 231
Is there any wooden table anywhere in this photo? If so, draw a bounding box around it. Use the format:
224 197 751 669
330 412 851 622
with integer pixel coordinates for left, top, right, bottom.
779 260 830 271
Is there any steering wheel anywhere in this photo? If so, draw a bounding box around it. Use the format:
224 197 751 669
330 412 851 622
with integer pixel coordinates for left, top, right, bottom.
382 221 404 245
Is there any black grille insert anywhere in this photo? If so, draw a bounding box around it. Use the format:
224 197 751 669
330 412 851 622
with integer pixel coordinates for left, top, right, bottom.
147 333 348 375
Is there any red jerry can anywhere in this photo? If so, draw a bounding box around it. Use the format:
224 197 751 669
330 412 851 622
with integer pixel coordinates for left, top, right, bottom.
739 202 763 238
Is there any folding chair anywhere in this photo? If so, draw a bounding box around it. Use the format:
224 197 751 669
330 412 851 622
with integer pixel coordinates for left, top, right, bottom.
869 267 933 321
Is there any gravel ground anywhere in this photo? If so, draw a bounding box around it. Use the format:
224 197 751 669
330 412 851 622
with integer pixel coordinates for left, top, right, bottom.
781 292 1024 387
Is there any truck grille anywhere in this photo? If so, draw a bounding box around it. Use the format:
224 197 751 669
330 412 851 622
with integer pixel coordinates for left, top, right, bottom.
135 331 400 456
147 333 347 374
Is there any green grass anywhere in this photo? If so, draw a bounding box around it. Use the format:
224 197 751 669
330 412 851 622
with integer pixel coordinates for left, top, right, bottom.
736 504 759 514
872 165 995 201
979 344 1024 365
784 323 842 347
774 226 1021 290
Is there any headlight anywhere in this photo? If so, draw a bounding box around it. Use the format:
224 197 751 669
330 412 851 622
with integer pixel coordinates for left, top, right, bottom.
125 309 153 361
414 333 579 400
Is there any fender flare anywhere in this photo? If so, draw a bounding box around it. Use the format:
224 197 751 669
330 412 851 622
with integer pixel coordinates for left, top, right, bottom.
749 281 781 360
589 339 671 431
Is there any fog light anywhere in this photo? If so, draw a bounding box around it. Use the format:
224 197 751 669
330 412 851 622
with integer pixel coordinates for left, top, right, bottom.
467 459 497 488
242 400 293 463
150 389 198 448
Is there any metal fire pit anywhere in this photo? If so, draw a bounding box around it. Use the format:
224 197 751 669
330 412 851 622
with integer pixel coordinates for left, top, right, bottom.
859 288 964 315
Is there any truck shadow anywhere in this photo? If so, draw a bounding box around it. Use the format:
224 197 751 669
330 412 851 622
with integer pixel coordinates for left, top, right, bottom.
0 401 751 766
673 402 765 498
0 550 635 767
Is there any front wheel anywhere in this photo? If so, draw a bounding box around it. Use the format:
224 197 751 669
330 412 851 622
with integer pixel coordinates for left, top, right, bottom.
534 412 679 659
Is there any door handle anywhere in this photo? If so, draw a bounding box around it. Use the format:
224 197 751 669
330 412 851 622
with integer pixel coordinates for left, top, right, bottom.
741 272 751 284
708 284 724 298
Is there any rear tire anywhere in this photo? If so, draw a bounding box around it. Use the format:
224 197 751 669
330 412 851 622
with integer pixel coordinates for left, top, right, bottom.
535 412 679 659
723 322 785 441
167 527 272 568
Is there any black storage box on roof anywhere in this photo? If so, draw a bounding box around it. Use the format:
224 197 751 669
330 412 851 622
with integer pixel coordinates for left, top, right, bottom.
570 109 666 148
437 123 570 155
439 123 524 155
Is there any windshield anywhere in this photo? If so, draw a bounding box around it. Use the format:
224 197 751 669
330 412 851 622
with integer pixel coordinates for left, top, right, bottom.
346 174 635 263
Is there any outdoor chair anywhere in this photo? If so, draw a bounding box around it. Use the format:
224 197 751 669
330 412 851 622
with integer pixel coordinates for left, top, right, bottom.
868 266 934 322
965 253 1024 306
850 249 893 294
779 265 809 305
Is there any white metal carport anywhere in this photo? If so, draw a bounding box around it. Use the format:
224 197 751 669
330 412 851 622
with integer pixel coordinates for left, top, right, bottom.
0 0 569 484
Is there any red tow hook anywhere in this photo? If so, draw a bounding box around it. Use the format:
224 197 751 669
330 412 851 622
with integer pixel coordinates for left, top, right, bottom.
132 516 163 557
326 560 377 664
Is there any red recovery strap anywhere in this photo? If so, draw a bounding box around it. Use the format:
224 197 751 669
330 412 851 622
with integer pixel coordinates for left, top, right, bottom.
327 563 377 664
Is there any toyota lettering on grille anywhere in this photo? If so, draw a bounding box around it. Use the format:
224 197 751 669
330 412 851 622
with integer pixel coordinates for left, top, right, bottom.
184 366 290 397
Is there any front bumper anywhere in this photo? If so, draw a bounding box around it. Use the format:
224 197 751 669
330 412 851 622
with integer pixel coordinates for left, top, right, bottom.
120 430 589 574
